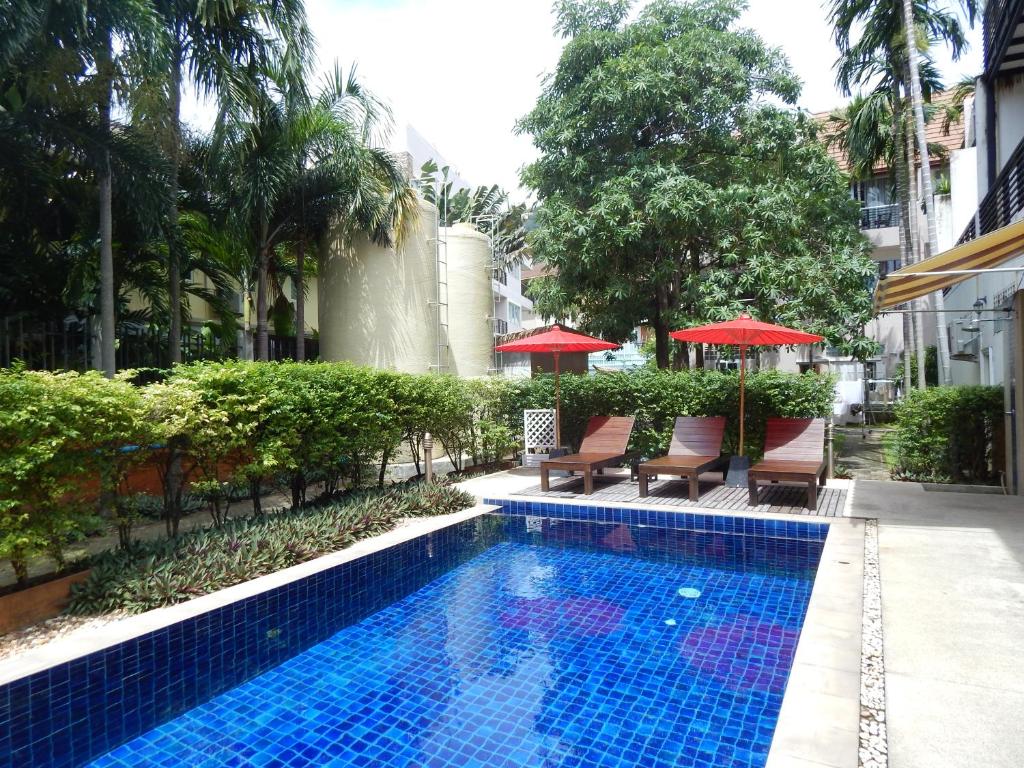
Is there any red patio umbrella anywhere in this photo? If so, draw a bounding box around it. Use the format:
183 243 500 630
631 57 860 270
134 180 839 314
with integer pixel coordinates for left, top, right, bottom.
495 325 619 447
671 313 823 456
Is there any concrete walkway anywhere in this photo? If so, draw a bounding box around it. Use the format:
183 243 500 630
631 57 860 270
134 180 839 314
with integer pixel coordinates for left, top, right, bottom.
852 481 1024 768
835 426 893 481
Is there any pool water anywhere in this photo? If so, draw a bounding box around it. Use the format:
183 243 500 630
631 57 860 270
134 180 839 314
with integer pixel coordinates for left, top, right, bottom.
88 517 822 768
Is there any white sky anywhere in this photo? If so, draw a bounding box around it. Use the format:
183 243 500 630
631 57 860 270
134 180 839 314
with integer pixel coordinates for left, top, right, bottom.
183 0 982 198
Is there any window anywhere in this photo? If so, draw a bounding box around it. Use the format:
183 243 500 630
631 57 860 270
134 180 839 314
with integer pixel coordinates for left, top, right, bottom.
877 259 902 278
854 175 894 207
509 302 521 329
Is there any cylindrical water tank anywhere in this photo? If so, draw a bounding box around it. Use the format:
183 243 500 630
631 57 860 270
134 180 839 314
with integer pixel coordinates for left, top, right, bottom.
318 200 441 372
444 223 494 377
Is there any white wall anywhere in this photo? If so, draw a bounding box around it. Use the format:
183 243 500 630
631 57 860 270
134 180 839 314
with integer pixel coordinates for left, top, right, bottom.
995 76 1024 175
950 147 979 240
943 253 1023 387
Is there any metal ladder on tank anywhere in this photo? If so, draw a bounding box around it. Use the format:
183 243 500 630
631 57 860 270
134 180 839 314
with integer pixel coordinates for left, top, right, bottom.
429 202 450 374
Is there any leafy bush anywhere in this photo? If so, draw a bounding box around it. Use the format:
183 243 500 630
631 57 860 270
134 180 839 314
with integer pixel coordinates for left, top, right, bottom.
2 362 834 589
889 385 1004 483
490 369 835 459
0 368 151 583
67 483 475 615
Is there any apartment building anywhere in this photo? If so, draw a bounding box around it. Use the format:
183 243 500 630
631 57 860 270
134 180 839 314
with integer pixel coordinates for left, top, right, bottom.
874 0 1024 493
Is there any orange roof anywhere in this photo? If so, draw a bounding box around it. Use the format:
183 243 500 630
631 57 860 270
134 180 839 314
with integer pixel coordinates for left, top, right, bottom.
812 89 965 175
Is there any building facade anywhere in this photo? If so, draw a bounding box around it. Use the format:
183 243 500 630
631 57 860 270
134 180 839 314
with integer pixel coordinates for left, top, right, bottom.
941 0 1024 492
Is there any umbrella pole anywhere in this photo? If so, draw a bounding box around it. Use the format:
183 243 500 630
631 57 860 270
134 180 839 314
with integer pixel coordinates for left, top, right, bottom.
553 351 561 448
739 345 746 457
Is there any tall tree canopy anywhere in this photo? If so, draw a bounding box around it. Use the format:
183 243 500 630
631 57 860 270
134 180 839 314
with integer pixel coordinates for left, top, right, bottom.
518 0 877 368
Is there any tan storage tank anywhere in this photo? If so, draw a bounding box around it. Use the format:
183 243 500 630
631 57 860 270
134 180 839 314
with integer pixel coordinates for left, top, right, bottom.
444 223 494 377
318 200 445 373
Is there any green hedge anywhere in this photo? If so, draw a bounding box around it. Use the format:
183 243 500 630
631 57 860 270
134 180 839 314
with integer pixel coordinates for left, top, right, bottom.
67 483 475 615
889 385 1004 483
491 369 836 459
1 363 834 584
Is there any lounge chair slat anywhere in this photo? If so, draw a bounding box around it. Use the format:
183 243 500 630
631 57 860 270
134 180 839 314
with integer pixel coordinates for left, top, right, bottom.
540 416 635 495
637 416 726 501
748 417 827 511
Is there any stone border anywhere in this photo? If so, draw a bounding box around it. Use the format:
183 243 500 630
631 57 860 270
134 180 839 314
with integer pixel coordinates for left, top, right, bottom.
859 518 888 767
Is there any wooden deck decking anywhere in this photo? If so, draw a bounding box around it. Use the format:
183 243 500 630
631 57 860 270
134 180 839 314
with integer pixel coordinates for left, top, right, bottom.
513 473 849 517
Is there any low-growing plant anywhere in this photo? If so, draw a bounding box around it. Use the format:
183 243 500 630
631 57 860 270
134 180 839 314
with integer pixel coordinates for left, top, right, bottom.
67 482 475 615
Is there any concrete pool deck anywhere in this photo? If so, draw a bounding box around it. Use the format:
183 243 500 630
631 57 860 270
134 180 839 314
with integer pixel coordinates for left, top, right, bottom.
853 481 1024 768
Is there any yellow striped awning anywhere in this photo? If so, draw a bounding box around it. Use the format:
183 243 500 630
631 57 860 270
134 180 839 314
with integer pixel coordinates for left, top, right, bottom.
873 217 1024 311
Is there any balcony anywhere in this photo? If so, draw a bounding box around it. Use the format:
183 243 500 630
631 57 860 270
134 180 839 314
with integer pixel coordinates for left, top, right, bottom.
957 134 1024 244
860 204 899 230
984 0 1024 79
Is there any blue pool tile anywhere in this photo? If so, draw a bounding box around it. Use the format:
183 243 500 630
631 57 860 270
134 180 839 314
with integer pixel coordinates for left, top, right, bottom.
3 510 824 768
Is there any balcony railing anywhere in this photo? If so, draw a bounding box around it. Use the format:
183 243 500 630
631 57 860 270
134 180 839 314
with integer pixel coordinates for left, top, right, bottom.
493 318 508 336
492 267 507 285
860 204 899 230
984 0 1024 78
957 133 1024 245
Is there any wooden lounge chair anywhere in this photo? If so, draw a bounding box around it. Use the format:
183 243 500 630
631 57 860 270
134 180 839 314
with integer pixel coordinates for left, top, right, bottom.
637 416 727 501
539 416 635 495
748 418 827 510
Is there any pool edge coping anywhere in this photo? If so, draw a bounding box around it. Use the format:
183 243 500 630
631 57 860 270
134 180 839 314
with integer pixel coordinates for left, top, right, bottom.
765 515 866 768
480 491 842 527
0 504 499 688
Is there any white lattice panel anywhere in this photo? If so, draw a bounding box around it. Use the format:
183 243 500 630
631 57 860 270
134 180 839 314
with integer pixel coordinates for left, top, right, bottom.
524 409 557 451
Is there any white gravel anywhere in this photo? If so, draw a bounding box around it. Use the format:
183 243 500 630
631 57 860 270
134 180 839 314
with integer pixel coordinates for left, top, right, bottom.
859 518 888 768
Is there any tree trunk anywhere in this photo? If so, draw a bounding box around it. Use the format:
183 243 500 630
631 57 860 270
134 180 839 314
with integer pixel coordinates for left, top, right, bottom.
902 0 951 385
167 45 184 365
294 237 305 362
653 287 670 369
97 33 116 378
672 341 689 370
892 82 915 397
905 112 927 390
256 242 270 361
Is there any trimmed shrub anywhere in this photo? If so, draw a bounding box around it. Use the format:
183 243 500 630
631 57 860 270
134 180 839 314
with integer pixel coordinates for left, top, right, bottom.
67 483 475 615
889 385 1004 483
490 369 835 459
0 368 152 583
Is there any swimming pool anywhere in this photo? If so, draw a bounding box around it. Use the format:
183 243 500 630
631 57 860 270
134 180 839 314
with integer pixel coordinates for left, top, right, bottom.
2 503 826 768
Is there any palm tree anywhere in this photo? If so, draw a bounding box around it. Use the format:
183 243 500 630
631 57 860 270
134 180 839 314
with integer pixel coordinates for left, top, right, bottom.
214 64 418 361
1 0 166 376
830 0 976 388
286 65 418 361
149 0 311 364
828 91 916 394
902 0 977 385
417 160 530 275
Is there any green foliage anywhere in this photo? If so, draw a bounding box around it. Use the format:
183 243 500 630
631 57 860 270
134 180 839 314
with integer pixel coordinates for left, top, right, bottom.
2 363 834 593
416 160 529 274
489 369 835 460
889 385 1003 483
891 345 938 388
67 483 474 615
0 368 150 582
518 0 876 368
